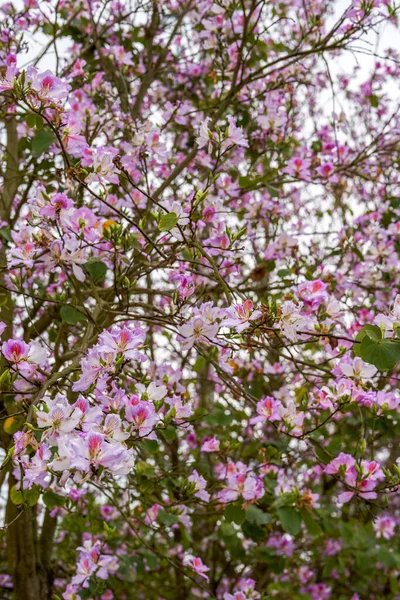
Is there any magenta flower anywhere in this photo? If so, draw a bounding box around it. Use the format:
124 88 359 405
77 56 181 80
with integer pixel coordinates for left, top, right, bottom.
97 326 146 361
200 436 220 452
2 339 30 363
36 397 82 439
218 471 264 503
221 115 249 151
28 66 71 102
40 193 75 223
373 515 396 539
178 316 219 350
224 299 262 332
316 162 334 178
188 470 210 502
182 555 210 582
250 396 282 424
0 65 18 92
297 279 328 309
125 399 159 439
324 452 356 475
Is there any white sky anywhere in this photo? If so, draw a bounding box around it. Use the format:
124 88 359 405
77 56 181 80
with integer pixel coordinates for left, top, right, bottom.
14 0 400 73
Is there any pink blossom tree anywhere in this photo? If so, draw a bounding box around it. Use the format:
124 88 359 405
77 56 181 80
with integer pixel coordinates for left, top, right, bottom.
1 0 400 599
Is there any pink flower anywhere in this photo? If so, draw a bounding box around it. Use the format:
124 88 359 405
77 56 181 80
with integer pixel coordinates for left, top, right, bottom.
279 300 309 341
182 555 210 581
250 396 282 424
97 326 147 361
333 458 384 504
324 453 356 476
0 65 18 92
221 115 249 151
8 241 37 269
22 443 51 489
144 503 162 525
373 515 396 539
224 299 262 332
28 66 71 102
201 436 220 452
2 339 30 363
69 432 134 475
283 156 311 179
196 117 213 152
70 58 86 78
224 578 260 599
325 539 342 556
36 397 82 438
267 533 294 557
316 162 334 178
40 193 75 223
178 316 219 350
297 279 328 309
339 357 377 380
188 470 210 502
218 471 264 503
125 398 159 439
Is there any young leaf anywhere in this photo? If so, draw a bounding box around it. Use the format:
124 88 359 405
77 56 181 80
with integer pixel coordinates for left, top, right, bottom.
159 212 178 231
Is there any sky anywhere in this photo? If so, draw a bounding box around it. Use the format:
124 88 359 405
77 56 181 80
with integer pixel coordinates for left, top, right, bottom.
13 0 400 73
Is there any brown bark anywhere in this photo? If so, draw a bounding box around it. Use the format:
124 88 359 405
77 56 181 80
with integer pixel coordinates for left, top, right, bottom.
6 477 57 600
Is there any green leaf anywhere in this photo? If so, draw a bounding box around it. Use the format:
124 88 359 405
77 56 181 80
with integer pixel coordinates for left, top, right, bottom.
238 175 252 188
43 490 65 509
160 425 176 441
361 324 382 341
31 130 55 157
25 486 41 507
42 22 54 35
246 505 272 525
142 550 157 570
10 485 39 507
0 369 11 389
60 305 87 325
353 325 381 357
369 94 379 108
141 439 159 453
10 485 23 505
0 228 12 243
218 522 236 538
158 510 179 526
84 261 107 283
159 212 178 232
309 438 332 463
300 509 322 537
277 268 292 278
232 226 247 243
277 507 302 536
359 335 400 371
266 183 279 198
224 504 246 525
241 521 265 542
35 115 44 130
204 407 233 426
25 113 36 128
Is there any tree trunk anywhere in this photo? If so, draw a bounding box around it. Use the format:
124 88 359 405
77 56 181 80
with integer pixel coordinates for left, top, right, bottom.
6 477 56 600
